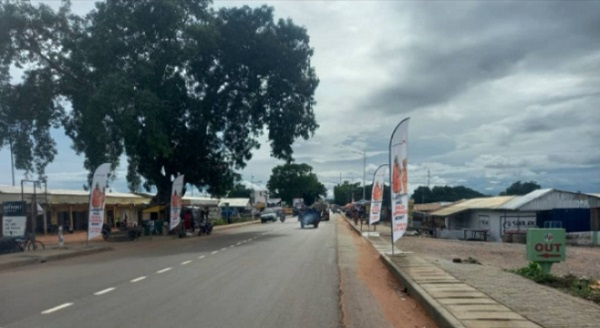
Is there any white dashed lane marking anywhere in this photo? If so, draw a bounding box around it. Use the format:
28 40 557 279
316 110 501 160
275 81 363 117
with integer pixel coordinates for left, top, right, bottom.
181 260 192 265
131 276 146 283
41 303 74 314
211 251 218 255
198 255 206 259
157 267 172 274
94 287 116 296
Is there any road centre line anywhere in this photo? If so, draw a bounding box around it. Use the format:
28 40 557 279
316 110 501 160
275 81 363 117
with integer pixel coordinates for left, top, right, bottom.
131 276 147 283
198 255 206 259
181 260 192 265
94 287 116 296
211 251 218 255
41 303 74 314
157 267 172 274
236 242 242 245
220 247 227 251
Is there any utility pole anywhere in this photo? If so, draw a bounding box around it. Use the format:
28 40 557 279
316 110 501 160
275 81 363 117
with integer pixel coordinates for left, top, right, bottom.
427 169 431 188
362 150 366 201
8 126 15 186
21 179 40 244
350 149 366 201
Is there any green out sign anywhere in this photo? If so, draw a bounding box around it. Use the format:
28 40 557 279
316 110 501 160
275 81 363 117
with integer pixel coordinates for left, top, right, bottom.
527 228 566 263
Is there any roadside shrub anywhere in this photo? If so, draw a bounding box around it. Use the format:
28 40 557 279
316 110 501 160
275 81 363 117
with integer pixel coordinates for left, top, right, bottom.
513 263 600 305
465 257 481 265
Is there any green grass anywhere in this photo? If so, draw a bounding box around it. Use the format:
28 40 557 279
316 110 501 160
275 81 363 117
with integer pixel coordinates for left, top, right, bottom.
512 262 600 304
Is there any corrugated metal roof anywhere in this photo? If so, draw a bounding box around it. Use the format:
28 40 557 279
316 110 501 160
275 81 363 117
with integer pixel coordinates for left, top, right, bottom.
414 202 446 213
498 189 554 210
182 196 219 206
218 198 250 207
0 184 149 205
431 196 515 217
499 189 600 210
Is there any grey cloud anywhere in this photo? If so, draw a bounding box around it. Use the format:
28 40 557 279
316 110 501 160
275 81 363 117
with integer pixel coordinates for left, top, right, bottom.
364 2 600 114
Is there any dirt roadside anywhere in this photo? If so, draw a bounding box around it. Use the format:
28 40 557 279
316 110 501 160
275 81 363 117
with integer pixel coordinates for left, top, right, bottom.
395 235 600 280
338 217 437 328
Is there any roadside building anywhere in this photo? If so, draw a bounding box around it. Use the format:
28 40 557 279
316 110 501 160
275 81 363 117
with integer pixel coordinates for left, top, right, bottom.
499 189 600 245
412 202 452 235
219 198 251 218
0 185 150 234
252 189 268 210
430 196 517 242
430 189 600 243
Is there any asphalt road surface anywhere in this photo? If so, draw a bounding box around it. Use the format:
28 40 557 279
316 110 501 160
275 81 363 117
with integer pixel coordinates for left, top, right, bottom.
0 218 340 328
0 216 437 328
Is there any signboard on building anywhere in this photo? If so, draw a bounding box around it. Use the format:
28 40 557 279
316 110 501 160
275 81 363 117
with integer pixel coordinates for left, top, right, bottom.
3 201 27 237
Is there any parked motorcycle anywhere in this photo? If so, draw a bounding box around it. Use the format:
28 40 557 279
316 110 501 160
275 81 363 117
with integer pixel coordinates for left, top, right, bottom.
280 211 286 223
198 219 213 236
101 224 111 241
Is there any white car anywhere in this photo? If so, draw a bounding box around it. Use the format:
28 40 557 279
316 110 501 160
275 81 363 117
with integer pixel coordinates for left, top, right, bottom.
260 208 284 223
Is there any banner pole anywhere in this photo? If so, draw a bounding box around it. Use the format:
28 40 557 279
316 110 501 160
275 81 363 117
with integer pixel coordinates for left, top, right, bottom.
390 211 394 255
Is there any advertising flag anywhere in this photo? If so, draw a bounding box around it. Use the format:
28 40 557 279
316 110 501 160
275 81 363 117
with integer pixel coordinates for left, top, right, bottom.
88 163 111 240
369 164 388 225
169 175 185 231
389 118 410 243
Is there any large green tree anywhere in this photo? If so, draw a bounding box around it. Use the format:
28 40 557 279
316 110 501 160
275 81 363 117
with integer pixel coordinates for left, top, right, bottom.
0 1 65 178
0 0 319 202
333 181 391 207
500 181 541 196
267 163 326 206
226 183 252 198
411 185 486 204
333 181 360 206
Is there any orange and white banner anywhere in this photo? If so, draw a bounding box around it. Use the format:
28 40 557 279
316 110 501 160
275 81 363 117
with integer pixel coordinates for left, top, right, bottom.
369 164 388 225
169 175 185 231
88 163 111 240
389 118 409 243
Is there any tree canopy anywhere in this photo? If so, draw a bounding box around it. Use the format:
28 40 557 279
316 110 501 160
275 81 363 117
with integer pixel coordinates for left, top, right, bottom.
411 185 486 204
266 163 326 206
500 181 541 196
0 0 319 202
226 183 252 198
333 181 392 207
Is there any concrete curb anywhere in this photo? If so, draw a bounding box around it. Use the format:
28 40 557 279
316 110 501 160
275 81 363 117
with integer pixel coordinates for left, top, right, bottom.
379 254 465 328
0 246 112 271
341 216 463 328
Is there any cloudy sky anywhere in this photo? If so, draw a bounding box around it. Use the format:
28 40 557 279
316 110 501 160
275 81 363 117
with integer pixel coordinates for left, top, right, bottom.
1 1 599 198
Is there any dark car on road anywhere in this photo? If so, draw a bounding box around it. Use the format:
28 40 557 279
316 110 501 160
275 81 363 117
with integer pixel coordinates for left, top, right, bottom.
300 208 321 229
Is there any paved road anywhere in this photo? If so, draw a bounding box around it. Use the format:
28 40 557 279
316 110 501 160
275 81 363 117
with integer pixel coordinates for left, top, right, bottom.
0 219 339 328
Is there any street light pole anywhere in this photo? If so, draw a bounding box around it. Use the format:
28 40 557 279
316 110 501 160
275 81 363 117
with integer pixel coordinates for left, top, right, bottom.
8 127 15 186
350 149 366 201
362 150 366 201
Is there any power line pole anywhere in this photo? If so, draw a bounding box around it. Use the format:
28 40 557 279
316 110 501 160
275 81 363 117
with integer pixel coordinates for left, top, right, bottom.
362 150 366 201
427 169 431 188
